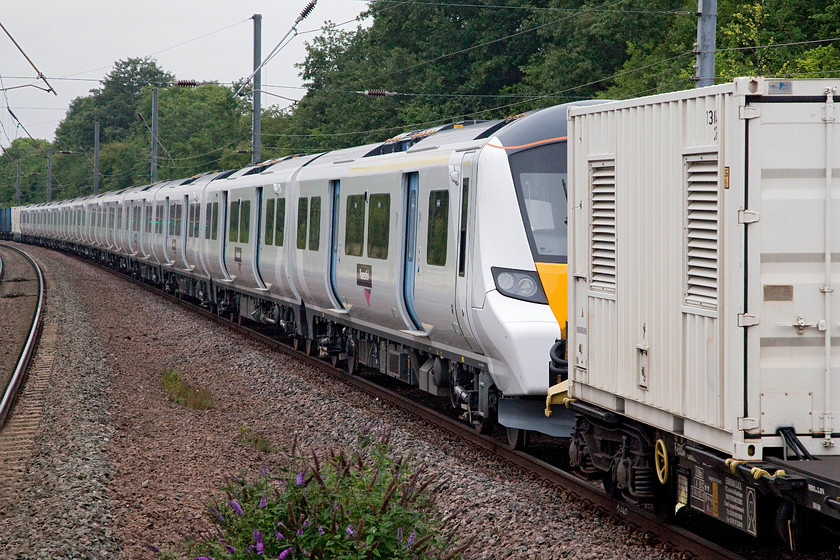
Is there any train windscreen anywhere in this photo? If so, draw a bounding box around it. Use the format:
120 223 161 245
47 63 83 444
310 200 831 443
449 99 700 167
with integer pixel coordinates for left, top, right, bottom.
508 141 568 263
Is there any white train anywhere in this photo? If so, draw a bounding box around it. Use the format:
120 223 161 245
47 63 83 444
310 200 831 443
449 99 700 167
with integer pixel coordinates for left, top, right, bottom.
12 102 595 443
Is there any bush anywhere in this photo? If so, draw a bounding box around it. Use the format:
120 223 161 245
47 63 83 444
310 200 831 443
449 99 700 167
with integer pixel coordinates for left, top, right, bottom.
189 428 469 559
162 368 214 410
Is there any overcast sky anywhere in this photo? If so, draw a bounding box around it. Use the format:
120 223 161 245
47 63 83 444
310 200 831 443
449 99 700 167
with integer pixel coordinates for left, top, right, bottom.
0 1 369 149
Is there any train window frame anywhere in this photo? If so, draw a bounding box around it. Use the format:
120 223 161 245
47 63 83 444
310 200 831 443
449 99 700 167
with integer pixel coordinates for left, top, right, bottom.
367 193 390 260
345 194 365 257
297 197 308 250
427 190 449 266
309 196 321 251
211 202 219 240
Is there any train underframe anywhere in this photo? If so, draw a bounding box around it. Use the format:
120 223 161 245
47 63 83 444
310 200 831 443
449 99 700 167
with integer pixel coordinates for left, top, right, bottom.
566 397 840 551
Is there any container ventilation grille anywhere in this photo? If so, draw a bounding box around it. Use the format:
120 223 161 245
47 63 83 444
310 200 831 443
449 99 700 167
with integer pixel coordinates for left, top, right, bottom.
685 155 719 309
590 160 616 292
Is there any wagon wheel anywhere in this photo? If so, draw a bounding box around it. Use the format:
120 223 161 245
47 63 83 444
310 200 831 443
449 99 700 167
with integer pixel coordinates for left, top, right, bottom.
346 340 358 375
654 439 669 485
506 427 528 450
305 337 319 357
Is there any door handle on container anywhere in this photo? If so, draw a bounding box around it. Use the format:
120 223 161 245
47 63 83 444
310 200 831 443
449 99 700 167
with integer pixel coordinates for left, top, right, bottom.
776 316 825 335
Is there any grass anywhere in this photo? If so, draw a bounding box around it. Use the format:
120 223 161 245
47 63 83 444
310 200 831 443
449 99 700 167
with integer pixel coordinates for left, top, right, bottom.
237 424 274 453
162 368 214 410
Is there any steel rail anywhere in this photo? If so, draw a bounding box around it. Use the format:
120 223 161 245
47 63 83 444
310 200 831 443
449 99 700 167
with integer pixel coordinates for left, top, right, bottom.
95 262 746 560
0 243 45 429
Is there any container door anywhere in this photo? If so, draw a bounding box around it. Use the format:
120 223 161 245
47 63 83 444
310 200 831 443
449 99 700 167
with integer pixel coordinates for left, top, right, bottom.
329 180 344 308
752 96 840 441
402 172 423 330
455 152 481 351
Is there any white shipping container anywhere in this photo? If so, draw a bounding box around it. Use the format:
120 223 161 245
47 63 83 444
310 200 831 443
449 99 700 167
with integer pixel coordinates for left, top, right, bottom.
568 77 840 460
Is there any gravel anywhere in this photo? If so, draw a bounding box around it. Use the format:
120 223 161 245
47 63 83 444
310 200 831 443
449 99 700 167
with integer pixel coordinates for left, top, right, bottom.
0 245 690 560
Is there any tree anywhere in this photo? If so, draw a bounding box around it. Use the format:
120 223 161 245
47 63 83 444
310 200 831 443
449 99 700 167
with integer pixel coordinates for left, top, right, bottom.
54 58 174 151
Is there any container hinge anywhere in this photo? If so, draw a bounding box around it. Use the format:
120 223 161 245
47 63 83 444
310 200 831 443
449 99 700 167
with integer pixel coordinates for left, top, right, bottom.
738 417 760 432
738 209 760 224
738 313 760 327
740 106 761 120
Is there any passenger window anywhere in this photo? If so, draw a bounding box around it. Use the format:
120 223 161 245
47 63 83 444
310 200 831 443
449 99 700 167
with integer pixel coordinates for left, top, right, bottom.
265 198 275 246
230 200 240 242
205 203 212 239
240 200 251 244
297 198 308 249
309 196 321 251
211 202 219 240
345 194 365 256
275 198 285 246
427 190 449 266
459 178 469 277
367 193 390 260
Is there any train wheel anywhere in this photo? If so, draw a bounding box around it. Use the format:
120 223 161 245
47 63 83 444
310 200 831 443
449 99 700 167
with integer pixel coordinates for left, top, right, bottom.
506 427 528 450
330 353 342 368
346 341 358 375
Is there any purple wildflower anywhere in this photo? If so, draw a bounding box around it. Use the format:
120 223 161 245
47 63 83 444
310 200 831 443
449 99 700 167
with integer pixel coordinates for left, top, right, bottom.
195 557 213 560
278 547 293 559
259 494 267 509
346 524 355 537
275 530 285 540
397 528 403 542
407 531 415 548
254 530 264 554
317 526 325 536
277 520 286 528
261 466 270 476
297 528 303 537
225 544 235 553
230 499 243 515
295 471 305 486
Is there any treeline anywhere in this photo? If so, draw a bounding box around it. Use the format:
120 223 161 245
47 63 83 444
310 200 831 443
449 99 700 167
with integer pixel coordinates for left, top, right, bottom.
3 0 839 206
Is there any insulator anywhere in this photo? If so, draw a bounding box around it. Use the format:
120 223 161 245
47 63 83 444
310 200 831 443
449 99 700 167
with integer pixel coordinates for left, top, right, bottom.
177 79 198 88
299 0 316 21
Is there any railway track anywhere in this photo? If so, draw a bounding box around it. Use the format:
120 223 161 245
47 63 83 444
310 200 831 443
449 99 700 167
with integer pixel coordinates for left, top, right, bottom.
88 260 746 560
0 243 50 507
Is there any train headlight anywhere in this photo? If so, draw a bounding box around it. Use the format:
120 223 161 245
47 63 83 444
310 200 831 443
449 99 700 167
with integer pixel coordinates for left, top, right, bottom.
491 267 548 304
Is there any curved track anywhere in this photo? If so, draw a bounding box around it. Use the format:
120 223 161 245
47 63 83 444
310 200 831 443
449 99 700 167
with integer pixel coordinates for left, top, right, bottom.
0 243 45 429
97 261 745 560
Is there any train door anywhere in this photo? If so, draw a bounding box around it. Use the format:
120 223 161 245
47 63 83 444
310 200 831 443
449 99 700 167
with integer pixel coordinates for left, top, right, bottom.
454 152 481 352
328 180 344 309
402 172 424 331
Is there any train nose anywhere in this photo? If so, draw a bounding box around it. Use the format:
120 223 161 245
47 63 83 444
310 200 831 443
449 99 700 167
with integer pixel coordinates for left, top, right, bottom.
535 262 568 337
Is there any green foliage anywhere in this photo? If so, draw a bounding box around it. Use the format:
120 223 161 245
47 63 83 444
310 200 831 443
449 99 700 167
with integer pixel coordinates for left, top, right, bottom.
162 368 214 410
187 429 468 559
5 1 840 207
